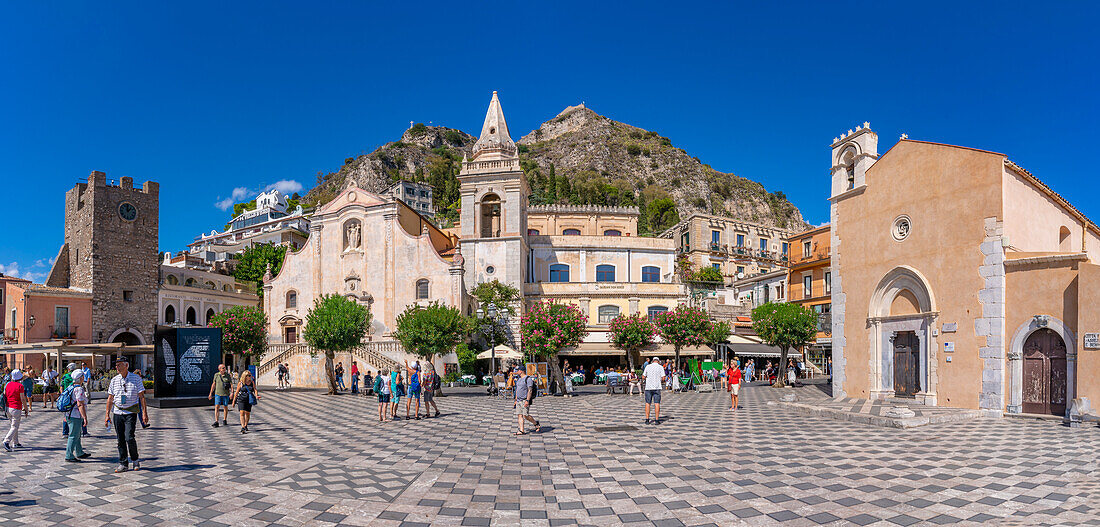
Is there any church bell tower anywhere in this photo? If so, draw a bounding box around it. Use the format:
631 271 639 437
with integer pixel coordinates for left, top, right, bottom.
457 91 529 296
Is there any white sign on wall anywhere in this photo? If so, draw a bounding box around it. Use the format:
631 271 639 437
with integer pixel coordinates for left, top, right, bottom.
943 342 955 353
1084 333 1100 350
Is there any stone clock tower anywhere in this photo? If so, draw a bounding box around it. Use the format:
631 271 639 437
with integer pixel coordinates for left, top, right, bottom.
47 170 160 345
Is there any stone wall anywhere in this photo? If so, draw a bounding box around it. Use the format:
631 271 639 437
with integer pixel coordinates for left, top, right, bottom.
976 217 1007 416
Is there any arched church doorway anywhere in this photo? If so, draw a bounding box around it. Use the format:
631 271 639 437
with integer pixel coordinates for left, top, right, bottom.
111 331 142 346
1021 328 1067 416
868 266 938 403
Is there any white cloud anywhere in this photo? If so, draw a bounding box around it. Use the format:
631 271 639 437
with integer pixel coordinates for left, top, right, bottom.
265 180 303 195
0 261 47 284
214 181 302 211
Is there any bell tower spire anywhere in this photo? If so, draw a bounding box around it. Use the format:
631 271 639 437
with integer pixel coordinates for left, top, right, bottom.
470 91 517 162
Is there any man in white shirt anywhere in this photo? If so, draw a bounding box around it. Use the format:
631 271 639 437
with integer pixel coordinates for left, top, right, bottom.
642 357 667 425
104 358 148 473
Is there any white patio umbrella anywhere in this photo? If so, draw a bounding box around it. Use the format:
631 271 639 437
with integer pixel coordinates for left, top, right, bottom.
476 345 522 361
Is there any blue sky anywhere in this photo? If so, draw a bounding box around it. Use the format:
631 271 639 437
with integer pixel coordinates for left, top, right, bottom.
2 2 1098 282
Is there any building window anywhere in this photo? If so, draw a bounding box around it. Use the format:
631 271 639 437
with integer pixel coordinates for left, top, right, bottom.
563 228 581 236
0 289 3 304
54 306 70 338
205 281 216 290
711 230 720 244
736 234 744 247
598 305 620 324
123 290 134 302
803 275 812 299
736 265 745 276
803 240 811 258
185 278 196 287
164 305 176 324
595 264 615 282
549 264 570 283
777 282 785 300
165 275 178 285
603 229 621 236
527 229 540 236
781 242 788 255
641 266 660 283
681 232 690 250
416 279 429 299
712 263 721 271
186 307 197 325
825 271 832 294
206 308 216 325
759 238 768 251
480 194 502 238
286 291 297 309
647 306 668 320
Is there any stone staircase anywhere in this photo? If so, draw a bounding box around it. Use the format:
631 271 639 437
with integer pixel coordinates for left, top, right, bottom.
260 341 403 378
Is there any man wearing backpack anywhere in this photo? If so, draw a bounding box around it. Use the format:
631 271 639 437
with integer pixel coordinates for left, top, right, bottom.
60 363 89 438
62 370 90 462
208 364 233 428
513 368 540 435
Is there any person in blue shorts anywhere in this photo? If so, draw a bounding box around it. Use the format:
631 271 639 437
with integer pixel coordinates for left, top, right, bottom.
404 360 422 420
374 369 391 422
207 364 233 428
390 369 404 420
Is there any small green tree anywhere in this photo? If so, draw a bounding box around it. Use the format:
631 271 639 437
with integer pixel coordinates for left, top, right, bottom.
521 300 588 394
706 320 732 347
608 314 656 371
208 306 268 372
303 295 370 395
455 343 478 376
653 305 711 371
644 197 680 233
470 279 521 348
233 243 288 297
751 302 818 387
393 302 470 364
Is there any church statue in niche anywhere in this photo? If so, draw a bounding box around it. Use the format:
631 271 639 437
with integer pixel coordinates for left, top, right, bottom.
345 221 361 250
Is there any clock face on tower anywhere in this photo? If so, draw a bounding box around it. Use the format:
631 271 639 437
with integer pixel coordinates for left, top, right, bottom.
118 202 137 222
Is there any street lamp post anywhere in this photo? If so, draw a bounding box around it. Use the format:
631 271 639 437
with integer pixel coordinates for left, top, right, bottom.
476 303 502 390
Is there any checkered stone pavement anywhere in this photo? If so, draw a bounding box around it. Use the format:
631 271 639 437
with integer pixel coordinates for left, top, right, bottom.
0 383 1097 526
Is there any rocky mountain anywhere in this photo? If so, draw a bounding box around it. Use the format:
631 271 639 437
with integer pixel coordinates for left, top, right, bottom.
517 104 806 230
303 105 807 232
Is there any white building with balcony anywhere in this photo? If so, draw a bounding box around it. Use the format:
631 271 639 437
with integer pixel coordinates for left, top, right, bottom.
188 189 310 264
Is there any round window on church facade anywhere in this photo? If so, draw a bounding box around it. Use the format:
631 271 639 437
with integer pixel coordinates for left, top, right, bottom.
892 215 912 241
486 266 495 275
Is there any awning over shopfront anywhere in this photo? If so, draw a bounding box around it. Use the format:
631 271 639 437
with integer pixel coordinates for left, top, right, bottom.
716 335 787 358
558 343 715 357
0 341 153 370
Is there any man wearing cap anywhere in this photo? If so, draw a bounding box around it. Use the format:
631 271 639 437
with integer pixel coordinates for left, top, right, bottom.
4 369 30 451
64 369 90 462
104 358 148 472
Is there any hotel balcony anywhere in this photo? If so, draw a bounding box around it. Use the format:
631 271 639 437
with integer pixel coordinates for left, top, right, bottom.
524 281 685 297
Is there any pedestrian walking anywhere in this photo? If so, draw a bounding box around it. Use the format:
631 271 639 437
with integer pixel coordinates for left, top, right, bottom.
208 364 233 428
334 362 346 391
276 362 287 390
104 358 148 472
41 364 60 409
21 367 35 406
727 359 743 411
229 370 259 434
423 365 440 418
374 369 391 422
390 369 404 419
63 370 90 462
364 370 374 395
404 360 421 419
642 357 666 425
4 369 30 451
512 368 540 435
350 361 360 394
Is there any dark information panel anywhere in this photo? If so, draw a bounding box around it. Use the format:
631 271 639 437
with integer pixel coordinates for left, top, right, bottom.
154 326 222 398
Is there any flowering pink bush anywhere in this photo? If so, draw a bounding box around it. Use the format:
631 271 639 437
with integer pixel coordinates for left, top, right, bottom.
209 306 268 360
608 314 656 370
520 300 588 359
653 305 711 367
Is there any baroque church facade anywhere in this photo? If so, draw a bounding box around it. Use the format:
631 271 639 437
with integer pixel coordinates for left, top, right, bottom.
262 92 688 381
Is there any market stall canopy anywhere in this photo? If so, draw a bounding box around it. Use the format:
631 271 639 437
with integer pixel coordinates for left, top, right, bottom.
476 345 522 360
716 336 786 358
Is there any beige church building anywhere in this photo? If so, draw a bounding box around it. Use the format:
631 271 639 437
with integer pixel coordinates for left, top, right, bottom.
261 92 694 386
829 124 1100 419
